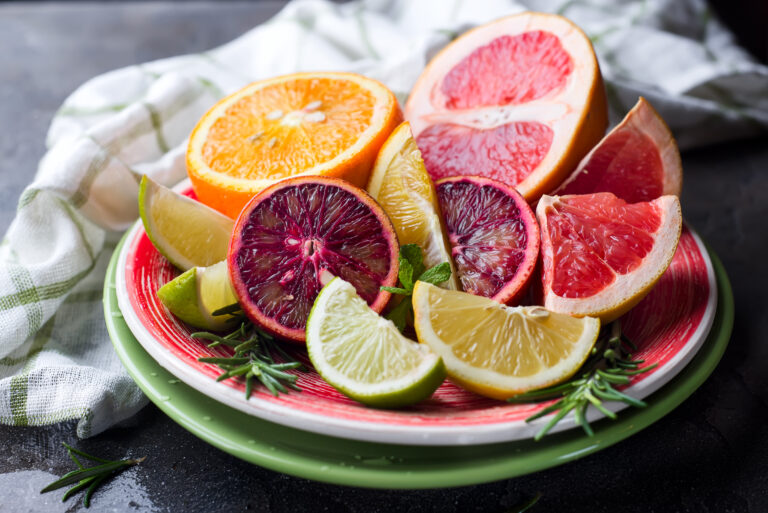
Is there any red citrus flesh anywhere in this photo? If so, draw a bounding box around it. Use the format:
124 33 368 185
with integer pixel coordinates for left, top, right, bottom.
543 193 662 298
435 176 540 304
554 97 682 202
405 13 608 202
228 176 399 342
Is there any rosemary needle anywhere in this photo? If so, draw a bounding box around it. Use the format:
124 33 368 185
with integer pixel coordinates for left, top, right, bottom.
40 443 145 508
508 320 657 440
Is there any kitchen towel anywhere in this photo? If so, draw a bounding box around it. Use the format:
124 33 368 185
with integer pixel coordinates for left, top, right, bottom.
1 0 766 437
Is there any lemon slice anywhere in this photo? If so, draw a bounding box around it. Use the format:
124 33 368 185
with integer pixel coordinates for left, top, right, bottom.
412 281 600 399
157 261 240 331
139 175 234 271
306 278 446 407
367 122 459 289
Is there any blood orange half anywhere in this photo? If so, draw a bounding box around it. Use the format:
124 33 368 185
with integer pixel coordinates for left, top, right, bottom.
553 97 683 202
537 192 682 322
405 13 608 202
228 177 399 343
435 176 539 304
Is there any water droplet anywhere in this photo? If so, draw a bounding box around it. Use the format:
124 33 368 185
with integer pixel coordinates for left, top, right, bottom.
247 439 256 445
150 372 158 377
320 465 329 471
202 416 212 421
158 395 170 401
111 312 123 318
167 379 180 384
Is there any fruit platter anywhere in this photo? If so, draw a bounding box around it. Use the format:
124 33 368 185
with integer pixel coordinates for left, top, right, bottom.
106 12 734 488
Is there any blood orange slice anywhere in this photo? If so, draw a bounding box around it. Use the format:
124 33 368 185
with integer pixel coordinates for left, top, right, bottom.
537 192 682 322
228 176 399 343
435 176 539 304
405 13 607 202
553 97 683 202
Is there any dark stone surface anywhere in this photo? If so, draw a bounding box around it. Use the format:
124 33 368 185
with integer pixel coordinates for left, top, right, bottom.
1 2 766 512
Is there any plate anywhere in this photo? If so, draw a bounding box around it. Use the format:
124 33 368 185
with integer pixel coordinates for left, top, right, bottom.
114 186 718 445
105 233 733 488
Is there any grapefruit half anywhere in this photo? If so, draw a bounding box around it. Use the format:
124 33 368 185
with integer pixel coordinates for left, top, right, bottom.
537 192 682 322
405 13 608 202
553 97 683 202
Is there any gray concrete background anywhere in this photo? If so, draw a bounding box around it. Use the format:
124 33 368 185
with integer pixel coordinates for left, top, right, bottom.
1 2 767 512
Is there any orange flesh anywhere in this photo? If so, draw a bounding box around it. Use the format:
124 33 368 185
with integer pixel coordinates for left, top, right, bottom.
545 194 662 298
202 78 376 179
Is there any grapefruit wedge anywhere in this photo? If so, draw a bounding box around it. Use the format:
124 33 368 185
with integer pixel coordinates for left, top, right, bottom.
405 13 608 202
553 97 683 202
537 192 682 323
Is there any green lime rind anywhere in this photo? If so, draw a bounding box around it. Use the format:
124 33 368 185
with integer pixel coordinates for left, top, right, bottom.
138 175 234 271
156 263 240 331
306 278 446 409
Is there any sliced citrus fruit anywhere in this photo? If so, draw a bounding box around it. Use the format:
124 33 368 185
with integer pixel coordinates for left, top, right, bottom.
435 176 539 304
157 261 239 331
228 176 399 343
138 175 234 270
537 192 682 322
405 13 608 202
307 278 445 407
367 122 459 289
412 281 599 399
187 72 402 218
553 97 683 202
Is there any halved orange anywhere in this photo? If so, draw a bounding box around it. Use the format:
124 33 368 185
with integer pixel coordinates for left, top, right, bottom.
405 13 608 202
187 72 402 218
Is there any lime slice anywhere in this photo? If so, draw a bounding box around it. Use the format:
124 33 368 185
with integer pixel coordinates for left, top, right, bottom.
139 175 234 270
306 278 445 408
157 261 240 331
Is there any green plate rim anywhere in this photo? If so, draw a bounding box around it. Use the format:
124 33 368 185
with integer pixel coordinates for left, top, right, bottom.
104 232 734 489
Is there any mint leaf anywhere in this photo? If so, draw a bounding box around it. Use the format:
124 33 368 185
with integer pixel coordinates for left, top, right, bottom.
398 256 414 291
399 244 424 280
385 298 412 332
380 286 411 295
418 262 452 285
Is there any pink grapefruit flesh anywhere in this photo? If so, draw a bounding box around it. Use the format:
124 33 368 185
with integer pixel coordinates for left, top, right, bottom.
228 176 399 343
435 176 540 304
537 192 682 322
554 97 682 202
405 13 608 202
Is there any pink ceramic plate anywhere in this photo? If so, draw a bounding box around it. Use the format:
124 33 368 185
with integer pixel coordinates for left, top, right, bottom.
116 185 717 445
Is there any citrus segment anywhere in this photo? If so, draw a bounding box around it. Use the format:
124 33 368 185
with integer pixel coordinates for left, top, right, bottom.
367 122 458 289
435 176 539 304
412 281 600 399
156 261 239 331
406 13 608 202
138 176 234 271
188 72 402 218
306 278 445 408
228 176 399 343
538 192 682 322
554 97 683 202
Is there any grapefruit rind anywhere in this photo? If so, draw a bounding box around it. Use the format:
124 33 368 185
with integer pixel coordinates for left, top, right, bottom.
306 278 446 408
554 97 683 200
537 194 682 323
412 281 600 400
228 176 399 343
187 72 402 218
405 12 608 202
367 122 459 290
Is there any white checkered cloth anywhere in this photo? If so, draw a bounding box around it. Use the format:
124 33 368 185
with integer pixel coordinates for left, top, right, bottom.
1 0 765 437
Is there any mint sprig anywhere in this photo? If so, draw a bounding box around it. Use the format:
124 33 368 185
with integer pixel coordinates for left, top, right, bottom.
381 244 452 331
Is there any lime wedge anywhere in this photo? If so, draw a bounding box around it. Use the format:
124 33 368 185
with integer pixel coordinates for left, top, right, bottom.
157 261 240 331
138 175 234 270
306 278 445 407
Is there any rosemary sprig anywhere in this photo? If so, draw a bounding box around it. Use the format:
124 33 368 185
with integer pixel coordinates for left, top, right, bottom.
508 320 657 441
192 317 303 398
380 244 453 332
40 443 145 508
